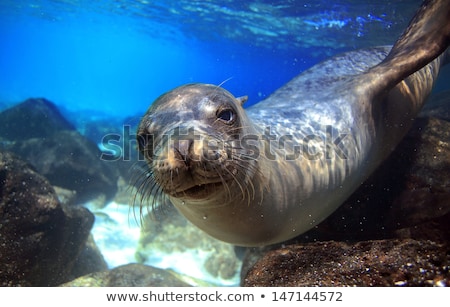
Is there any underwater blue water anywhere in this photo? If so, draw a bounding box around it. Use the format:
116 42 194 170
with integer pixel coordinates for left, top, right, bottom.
0 0 425 120
2 0 450 287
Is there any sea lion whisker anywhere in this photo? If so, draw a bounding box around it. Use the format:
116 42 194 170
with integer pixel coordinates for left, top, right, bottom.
132 169 151 201
140 171 163 211
209 164 233 203
233 161 258 204
208 78 234 101
141 178 167 220
216 77 233 88
222 125 252 137
152 183 168 217
130 171 154 223
131 170 156 225
139 178 155 208
230 152 264 202
221 165 245 202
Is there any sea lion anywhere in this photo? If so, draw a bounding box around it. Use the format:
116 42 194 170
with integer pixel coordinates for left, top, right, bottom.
136 0 450 246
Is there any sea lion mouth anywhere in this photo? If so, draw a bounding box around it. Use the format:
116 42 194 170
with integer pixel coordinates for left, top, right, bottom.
174 181 226 199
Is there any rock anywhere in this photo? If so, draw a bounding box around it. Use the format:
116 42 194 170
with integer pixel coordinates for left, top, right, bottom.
69 235 109 280
73 113 142 181
62 264 191 287
8 130 119 204
242 239 449 287
0 151 94 286
240 246 273 284
0 98 75 141
0 98 120 204
27 105 143 182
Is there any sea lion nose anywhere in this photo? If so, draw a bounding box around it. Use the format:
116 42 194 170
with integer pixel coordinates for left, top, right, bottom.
172 139 193 166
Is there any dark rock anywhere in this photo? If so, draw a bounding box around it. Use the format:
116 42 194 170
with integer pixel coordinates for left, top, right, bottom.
62 263 191 287
64 112 142 181
69 235 109 280
0 98 75 141
90 115 143 182
243 239 449 287
8 130 119 204
0 98 120 204
0 151 94 286
240 246 273 283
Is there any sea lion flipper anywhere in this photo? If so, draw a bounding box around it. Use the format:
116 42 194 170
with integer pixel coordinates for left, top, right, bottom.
365 0 450 94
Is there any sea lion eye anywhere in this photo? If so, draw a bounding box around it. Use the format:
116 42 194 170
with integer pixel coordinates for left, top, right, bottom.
217 109 235 124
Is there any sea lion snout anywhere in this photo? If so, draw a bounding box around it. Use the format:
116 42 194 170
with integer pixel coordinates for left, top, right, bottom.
162 127 229 167
169 138 193 167
148 127 236 198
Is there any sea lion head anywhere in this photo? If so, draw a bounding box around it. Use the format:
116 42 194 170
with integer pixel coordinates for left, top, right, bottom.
136 83 257 206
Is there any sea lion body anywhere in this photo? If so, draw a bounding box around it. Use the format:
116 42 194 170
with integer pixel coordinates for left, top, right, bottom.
137 0 450 246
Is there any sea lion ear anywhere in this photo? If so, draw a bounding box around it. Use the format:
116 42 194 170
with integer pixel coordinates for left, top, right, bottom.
236 95 248 106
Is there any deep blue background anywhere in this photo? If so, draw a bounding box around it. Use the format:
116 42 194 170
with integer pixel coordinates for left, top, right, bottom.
2 0 446 122
0 6 310 118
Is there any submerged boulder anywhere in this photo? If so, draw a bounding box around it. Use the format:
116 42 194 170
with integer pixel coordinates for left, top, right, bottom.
243 239 448 287
0 98 119 204
62 264 191 287
9 130 119 204
0 98 74 141
0 151 94 286
69 235 109 280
